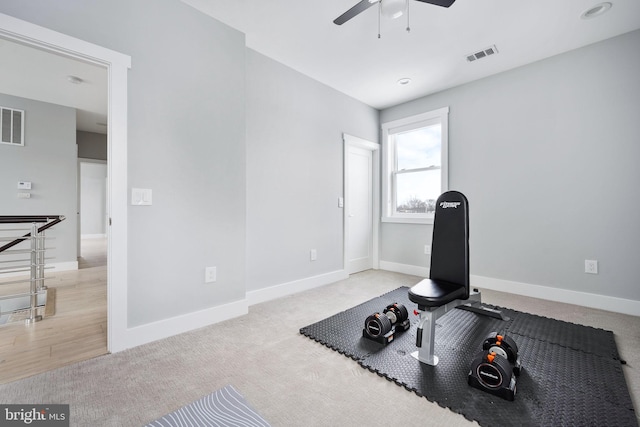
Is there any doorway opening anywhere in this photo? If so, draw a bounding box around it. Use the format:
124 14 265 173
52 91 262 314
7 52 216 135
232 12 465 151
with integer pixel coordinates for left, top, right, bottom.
0 12 130 365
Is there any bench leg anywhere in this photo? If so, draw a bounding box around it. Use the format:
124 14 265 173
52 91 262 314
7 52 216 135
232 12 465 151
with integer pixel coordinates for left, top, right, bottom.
410 291 484 366
411 307 441 366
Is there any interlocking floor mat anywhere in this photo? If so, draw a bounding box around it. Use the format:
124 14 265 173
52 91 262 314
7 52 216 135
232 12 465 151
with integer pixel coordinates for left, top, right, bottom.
300 287 637 427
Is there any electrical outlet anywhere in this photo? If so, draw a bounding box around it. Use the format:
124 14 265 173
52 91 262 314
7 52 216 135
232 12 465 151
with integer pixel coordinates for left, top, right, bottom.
584 260 598 275
424 245 431 255
310 249 317 261
205 266 217 283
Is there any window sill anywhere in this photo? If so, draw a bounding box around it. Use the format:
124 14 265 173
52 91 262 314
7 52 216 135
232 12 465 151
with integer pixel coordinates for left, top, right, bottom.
381 216 434 225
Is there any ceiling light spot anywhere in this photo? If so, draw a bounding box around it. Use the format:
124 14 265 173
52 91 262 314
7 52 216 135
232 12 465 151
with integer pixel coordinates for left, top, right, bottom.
67 75 84 84
580 2 612 19
397 78 412 86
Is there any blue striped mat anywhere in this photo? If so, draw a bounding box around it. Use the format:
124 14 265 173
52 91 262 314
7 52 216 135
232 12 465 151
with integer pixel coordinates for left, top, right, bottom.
146 385 271 427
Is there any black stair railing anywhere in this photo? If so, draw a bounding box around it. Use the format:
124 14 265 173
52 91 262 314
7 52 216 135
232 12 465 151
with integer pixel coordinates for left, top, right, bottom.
0 215 65 253
0 215 65 324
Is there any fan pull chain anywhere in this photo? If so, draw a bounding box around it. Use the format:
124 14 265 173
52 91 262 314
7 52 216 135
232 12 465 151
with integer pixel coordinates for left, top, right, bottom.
378 1 381 38
406 0 411 33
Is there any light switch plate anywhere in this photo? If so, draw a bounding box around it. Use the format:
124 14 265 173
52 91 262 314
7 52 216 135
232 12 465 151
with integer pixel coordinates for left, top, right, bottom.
132 188 152 205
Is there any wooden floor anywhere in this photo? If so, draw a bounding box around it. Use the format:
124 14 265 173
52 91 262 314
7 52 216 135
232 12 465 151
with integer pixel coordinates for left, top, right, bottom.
0 237 107 384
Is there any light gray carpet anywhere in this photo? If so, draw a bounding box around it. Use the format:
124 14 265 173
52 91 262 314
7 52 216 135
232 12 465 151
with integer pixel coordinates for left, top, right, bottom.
0 270 638 426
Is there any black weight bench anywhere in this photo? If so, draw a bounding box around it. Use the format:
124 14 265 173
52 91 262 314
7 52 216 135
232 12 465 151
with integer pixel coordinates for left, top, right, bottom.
409 191 506 366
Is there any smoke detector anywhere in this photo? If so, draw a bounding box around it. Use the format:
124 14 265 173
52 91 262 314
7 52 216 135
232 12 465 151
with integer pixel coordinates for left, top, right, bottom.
466 45 499 63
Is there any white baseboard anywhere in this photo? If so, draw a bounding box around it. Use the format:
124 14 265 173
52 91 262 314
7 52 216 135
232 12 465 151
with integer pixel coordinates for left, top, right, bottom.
378 261 640 316
81 234 106 239
117 299 248 351
471 275 640 317
114 270 348 351
378 260 429 278
247 270 349 306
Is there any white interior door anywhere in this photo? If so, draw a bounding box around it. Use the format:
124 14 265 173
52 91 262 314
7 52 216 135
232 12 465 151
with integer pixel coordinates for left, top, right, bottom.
347 144 374 274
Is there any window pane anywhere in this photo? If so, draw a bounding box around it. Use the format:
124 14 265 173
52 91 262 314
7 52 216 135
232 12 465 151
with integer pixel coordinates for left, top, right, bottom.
1 109 10 143
396 124 441 170
395 169 440 214
12 111 22 144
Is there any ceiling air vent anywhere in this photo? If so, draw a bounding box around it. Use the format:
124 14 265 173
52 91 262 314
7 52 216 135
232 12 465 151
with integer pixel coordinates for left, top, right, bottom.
466 45 498 63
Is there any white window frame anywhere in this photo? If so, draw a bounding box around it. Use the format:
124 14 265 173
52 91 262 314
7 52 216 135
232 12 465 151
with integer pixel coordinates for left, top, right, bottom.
381 107 449 224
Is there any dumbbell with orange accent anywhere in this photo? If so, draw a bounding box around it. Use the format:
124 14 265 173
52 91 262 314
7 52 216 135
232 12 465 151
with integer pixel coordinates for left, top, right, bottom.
363 303 410 346
468 331 521 401
482 332 521 375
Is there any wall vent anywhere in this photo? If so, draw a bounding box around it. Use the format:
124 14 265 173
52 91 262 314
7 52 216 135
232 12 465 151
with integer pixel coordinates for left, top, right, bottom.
1 106 25 146
466 45 499 63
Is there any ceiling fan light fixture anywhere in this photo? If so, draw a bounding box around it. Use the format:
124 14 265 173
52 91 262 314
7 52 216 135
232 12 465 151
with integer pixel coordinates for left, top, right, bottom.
580 2 612 19
381 0 407 19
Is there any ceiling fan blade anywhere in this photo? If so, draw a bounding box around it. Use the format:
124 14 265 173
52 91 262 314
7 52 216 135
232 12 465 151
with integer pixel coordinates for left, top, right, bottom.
334 0 378 25
413 0 457 7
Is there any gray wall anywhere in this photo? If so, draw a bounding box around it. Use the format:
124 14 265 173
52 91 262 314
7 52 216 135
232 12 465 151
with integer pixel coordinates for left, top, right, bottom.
380 30 640 302
0 93 77 265
0 0 247 327
77 131 107 161
1 0 378 328
246 50 378 291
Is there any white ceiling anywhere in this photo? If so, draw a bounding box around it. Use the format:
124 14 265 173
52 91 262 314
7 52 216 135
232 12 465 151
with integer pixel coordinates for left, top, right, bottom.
182 0 640 109
0 38 107 134
1 0 639 136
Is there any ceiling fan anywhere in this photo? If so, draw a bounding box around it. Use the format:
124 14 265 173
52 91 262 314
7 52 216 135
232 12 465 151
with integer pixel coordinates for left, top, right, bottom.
334 0 456 26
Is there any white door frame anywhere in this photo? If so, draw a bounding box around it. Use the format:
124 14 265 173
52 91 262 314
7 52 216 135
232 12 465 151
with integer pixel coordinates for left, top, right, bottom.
343 133 380 273
0 12 131 353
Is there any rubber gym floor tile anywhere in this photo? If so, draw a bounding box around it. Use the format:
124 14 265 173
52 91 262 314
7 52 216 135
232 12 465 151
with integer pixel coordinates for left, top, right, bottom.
300 286 638 427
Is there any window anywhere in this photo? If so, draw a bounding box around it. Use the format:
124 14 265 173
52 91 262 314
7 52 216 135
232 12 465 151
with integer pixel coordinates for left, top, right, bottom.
382 107 448 224
0 106 25 146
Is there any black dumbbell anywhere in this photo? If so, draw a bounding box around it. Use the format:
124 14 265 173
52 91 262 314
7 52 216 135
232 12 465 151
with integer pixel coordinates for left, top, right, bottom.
482 332 521 375
468 350 517 401
363 303 409 342
468 331 522 401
